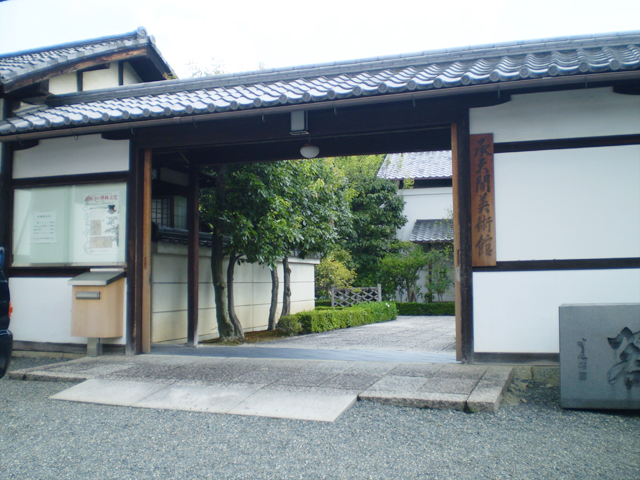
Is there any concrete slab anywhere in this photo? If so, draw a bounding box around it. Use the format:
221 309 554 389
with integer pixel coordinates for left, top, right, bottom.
134 384 260 413
227 389 357 422
50 379 166 406
359 391 468 411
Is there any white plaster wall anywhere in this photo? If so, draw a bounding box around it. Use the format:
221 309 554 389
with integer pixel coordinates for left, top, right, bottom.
150 243 318 343
473 269 640 353
470 87 640 142
122 62 142 85
396 187 452 242
13 135 129 178
494 145 640 261
8 277 126 345
83 62 119 91
49 73 78 95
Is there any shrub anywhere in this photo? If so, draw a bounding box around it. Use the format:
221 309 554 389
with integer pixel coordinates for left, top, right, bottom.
315 300 332 307
275 314 303 336
277 301 397 335
396 302 455 316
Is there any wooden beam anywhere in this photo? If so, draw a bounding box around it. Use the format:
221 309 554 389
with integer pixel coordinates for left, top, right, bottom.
126 143 142 355
451 122 462 362
187 162 200 346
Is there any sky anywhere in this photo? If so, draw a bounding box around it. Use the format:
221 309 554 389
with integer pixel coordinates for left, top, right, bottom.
1 0 639 78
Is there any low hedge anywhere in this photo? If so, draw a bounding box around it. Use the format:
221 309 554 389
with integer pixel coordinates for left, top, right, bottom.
396 302 455 316
277 301 398 335
314 300 332 307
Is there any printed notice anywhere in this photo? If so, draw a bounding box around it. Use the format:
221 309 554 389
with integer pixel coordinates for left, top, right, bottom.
83 193 120 255
31 211 57 244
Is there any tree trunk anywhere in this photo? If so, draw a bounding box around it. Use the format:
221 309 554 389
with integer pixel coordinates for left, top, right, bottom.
227 252 244 338
281 256 291 317
212 229 236 339
211 165 242 340
268 266 279 330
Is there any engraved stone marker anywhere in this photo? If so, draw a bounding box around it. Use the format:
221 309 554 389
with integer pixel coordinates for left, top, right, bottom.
559 304 640 409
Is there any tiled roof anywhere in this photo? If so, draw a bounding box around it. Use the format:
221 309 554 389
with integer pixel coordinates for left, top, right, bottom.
1 30 640 138
0 27 173 91
378 151 452 180
410 219 454 243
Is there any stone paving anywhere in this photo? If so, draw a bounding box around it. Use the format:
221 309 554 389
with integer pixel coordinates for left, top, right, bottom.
9 316 513 421
250 315 456 353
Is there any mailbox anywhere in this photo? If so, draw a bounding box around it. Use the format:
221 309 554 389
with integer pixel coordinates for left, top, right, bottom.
69 269 125 349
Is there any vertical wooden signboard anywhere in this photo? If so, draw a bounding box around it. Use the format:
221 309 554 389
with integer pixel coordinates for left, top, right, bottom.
470 134 496 267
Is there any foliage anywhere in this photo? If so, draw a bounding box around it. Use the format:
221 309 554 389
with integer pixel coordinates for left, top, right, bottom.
378 242 429 302
424 244 454 303
396 302 455 316
325 156 407 285
275 314 303 336
277 301 397 335
200 158 351 334
315 250 356 299
315 299 332 307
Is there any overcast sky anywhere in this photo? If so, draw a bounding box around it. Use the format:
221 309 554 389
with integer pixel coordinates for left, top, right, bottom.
1 0 639 78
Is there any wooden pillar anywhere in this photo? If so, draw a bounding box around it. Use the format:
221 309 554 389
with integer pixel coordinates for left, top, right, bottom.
187 163 200 346
0 101 13 269
452 111 474 363
126 145 152 355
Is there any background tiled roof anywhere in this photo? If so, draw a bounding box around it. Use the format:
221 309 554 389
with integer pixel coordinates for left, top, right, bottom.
1 30 639 137
410 219 454 243
0 26 173 89
378 151 452 180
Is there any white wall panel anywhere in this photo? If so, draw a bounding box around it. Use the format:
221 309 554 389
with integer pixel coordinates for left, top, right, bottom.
494 145 640 261
13 135 129 178
473 269 640 353
83 63 119 91
9 278 77 344
396 187 453 242
470 87 640 142
49 73 77 95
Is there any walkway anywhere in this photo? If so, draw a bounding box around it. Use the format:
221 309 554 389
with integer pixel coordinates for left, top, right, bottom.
10 316 513 421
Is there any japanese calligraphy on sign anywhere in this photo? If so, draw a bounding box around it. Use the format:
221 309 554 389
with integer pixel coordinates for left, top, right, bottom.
470 134 496 267
607 327 640 390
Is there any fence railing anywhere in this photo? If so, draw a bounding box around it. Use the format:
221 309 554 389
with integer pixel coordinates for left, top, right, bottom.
331 284 382 308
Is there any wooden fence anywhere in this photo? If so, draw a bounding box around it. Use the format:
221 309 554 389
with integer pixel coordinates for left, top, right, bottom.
331 284 382 308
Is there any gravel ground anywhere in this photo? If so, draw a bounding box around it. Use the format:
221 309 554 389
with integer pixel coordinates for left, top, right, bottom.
1 357 639 480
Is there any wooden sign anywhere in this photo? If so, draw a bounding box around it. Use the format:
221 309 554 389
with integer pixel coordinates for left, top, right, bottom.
470 134 496 267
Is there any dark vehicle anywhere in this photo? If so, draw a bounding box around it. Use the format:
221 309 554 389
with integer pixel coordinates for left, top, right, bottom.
0 247 12 378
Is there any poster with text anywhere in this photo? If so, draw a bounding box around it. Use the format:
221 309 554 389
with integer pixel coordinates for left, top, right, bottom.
83 193 120 256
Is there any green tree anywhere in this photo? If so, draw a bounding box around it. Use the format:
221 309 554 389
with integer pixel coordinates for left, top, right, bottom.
424 245 453 303
315 249 356 299
328 155 407 285
379 242 428 302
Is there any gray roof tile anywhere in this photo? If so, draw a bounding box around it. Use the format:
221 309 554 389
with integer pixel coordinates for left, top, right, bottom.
378 151 452 180
1 31 640 137
410 219 454 243
0 27 173 89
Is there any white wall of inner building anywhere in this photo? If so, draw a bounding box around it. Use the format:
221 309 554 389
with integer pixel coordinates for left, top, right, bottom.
494 145 640 261
396 187 452 242
13 134 129 178
470 87 640 142
151 242 318 343
473 269 640 353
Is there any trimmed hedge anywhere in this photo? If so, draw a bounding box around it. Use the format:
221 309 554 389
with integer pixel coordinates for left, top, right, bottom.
315 300 332 307
396 302 455 316
277 301 398 335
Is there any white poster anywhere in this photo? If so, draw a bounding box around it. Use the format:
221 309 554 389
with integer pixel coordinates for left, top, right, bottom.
31 211 56 244
83 193 120 255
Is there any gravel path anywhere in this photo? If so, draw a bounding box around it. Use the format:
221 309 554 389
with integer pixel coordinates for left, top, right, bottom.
254 316 456 353
2 357 639 479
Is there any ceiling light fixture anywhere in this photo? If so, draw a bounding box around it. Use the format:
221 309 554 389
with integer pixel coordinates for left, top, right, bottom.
300 143 319 159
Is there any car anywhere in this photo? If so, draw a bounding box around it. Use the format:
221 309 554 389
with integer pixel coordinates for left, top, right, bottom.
0 247 12 378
